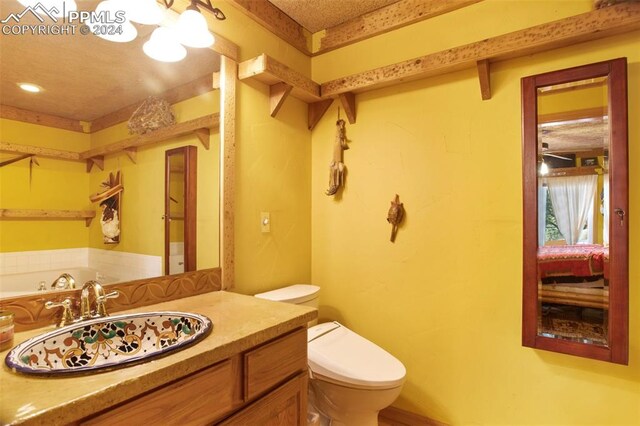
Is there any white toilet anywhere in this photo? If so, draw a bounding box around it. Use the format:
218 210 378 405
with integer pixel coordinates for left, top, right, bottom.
255 285 406 426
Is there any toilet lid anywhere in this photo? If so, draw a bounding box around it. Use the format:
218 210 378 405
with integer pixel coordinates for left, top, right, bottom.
307 322 406 389
255 284 320 304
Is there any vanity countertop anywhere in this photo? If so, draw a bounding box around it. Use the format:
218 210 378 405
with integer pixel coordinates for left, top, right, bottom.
0 291 317 425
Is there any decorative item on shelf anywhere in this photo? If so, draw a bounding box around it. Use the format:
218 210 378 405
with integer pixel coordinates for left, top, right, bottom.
326 111 349 196
387 194 404 243
128 97 176 135
90 171 123 244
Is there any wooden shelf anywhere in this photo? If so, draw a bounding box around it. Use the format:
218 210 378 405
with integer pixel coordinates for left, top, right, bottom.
0 113 220 172
320 3 640 99
0 209 96 226
238 54 338 130
239 4 640 130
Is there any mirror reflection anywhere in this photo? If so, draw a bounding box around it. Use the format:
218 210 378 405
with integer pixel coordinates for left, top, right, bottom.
536 78 610 345
0 1 221 298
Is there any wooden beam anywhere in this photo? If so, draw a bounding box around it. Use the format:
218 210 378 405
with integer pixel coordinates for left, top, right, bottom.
0 105 85 133
269 82 293 117
193 128 211 149
477 59 491 100
539 107 608 124
80 114 220 160
220 56 236 290
316 0 483 54
0 209 95 221
0 141 81 161
90 75 215 133
338 93 356 124
86 156 104 172
308 99 334 131
239 54 321 103
228 0 310 54
321 3 640 97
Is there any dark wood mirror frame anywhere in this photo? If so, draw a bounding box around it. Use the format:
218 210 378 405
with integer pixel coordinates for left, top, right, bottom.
165 146 198 275
521 58 629 364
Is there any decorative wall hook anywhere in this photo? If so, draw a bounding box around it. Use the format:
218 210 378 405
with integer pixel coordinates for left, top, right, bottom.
387 194 404 242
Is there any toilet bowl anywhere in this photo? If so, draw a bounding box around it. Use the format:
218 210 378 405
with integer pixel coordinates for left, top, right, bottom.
254 286 406 426
307 322 406 426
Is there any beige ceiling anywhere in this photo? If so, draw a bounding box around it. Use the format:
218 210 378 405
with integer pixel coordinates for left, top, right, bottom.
268 0 400 32
0 1 220 122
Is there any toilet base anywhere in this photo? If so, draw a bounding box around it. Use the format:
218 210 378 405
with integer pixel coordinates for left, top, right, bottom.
309 376 402 426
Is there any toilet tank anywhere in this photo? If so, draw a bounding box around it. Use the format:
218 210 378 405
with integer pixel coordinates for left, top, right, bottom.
255 284 320 309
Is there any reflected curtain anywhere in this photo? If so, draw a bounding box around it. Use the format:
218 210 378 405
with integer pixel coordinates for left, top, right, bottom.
538 183 547 246
545 175 597 245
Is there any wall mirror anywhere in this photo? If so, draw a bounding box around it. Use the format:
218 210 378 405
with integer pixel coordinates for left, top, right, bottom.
165 146 197 275
521 58 628 364
0 0 225 299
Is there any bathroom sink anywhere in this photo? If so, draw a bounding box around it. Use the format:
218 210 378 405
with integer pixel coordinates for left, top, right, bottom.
5 311 212 375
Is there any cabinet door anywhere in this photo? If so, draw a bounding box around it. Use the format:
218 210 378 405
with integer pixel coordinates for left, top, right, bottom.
218 372 308 426
82 359 235 426
244 327 307 400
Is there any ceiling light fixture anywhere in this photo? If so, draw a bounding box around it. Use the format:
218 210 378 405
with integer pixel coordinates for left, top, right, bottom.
143 27 187 63
539 160 549 176
18 83 43 93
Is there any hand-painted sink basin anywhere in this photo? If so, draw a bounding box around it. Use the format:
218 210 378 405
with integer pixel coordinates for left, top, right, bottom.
5 311 212 375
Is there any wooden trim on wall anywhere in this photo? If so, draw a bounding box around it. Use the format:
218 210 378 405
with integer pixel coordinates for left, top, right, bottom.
316 0 483 54
228 0 310 54
220 57 236 290
91 75 215 133
538 107 607 124
0 268 222 332
379 406 448 426
0 105 86 133
320 3 640 97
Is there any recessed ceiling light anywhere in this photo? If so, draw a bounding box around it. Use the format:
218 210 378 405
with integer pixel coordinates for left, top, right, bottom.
18 83 43 93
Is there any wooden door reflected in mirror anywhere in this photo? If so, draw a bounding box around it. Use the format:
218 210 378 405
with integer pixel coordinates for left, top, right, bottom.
522 58 628 364
165 146 197 275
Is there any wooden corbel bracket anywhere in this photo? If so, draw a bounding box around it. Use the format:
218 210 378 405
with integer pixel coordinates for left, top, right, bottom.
86 156 104 173
477 59 491 100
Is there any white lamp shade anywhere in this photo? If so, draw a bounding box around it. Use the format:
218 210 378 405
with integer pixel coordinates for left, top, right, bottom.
18 0 77 17
143 27 187 62
175 9 214 48
90 0 138 43
124 0 164 25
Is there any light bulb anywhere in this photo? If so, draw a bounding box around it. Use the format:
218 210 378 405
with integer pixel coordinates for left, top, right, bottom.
540 161 549 176
175 9 214 48
18 83 42 93
143 27 187 62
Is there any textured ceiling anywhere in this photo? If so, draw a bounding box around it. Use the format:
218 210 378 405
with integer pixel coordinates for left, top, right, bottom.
268 0 400 32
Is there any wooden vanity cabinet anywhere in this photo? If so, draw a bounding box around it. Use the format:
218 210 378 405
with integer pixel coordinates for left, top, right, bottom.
80 327 308 426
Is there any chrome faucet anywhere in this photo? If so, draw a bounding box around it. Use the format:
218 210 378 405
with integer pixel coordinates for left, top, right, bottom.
80 280 119 320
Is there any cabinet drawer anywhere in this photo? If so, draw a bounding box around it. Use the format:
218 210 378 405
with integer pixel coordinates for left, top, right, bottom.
244 327 307 400
83 359 234 426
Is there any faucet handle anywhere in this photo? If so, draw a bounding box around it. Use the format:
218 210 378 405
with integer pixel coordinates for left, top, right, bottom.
45 298 76 327
96 290 120 317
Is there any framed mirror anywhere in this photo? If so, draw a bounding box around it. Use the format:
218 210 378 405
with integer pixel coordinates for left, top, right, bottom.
0 1 223 299
165 146 197 275
521 58 628 364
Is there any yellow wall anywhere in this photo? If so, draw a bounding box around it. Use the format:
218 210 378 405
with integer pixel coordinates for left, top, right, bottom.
308 2 640 424
89 92 221 270
0 119 91 251
202 0 313 293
